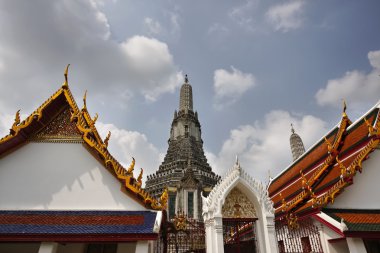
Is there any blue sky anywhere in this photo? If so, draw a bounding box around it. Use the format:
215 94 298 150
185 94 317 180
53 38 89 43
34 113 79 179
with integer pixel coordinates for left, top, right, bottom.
0 0 379 183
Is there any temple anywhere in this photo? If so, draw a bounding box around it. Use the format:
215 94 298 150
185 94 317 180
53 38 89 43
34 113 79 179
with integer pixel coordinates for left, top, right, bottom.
145 75 220 220
269 101 380 253
0 66 166 253
1 66 380 253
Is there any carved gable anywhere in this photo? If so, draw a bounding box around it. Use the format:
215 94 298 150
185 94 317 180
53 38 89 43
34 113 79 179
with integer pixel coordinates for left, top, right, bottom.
31 107 82 143
222 188 257 219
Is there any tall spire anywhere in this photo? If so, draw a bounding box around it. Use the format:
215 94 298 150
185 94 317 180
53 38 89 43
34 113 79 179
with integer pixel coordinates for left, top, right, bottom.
179 74 193 111
290 124 305 161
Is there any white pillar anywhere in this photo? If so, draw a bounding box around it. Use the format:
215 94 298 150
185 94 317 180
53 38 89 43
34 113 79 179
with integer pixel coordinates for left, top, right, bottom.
266 216 279 253
205 219 214 253
135 241 149 253
213 216 224 253
346 237 367 253
38 242 58 253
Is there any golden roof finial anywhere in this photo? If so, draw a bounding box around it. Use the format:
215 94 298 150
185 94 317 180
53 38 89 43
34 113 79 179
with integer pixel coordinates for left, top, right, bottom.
93 113 98 124
137 168 143 183
104 131 111 148
364 117 376 136
342 99 347 117
12 110 21 128
83 90 87 110
127 157 135 174
62 64 70 89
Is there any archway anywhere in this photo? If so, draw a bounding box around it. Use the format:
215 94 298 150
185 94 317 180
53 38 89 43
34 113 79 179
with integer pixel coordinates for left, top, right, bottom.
222 188 258 253
202 160 278 253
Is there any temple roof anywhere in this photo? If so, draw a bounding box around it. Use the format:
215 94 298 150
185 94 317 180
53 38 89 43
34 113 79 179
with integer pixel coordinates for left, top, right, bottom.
323 208 380 234
269 101 380 226
0 210 158 241
0 66 167 211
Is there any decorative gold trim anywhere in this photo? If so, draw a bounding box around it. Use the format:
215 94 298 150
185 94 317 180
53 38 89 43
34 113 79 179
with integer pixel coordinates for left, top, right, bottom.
0 65 165 211
279 107 351 217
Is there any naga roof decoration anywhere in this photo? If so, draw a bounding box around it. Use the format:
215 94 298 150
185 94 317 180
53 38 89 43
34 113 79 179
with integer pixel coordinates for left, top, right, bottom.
269 101 380 227
0 65 167 211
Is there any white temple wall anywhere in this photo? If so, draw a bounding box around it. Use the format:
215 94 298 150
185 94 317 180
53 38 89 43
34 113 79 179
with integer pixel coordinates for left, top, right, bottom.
0 142 147 210
330 149 380 209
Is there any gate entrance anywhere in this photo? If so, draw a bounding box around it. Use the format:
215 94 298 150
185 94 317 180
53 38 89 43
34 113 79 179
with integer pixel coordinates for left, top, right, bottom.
223 218 257 253
159 211 205 253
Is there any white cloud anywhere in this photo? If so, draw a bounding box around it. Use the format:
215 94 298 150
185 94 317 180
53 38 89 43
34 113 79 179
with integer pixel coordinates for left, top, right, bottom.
143 17 162 35
121 36 182 101
0 0 182 114
96 122 163 186
213 66 256 109
229 0 259 32
206 110 327 182
315 50 380 110
266 0 305 32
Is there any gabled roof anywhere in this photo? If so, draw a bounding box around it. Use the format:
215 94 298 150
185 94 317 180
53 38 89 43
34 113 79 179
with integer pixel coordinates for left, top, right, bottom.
0 65 167 211
269 102 380 227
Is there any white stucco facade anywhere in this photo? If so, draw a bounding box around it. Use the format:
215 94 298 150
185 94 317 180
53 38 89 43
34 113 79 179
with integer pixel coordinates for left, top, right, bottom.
202 160 278 253
0 142 147 210
330 149 380 209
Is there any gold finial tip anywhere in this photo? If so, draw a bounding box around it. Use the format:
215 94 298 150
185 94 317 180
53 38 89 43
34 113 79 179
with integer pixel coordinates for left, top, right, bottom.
342 99 347 113
63 64 70 88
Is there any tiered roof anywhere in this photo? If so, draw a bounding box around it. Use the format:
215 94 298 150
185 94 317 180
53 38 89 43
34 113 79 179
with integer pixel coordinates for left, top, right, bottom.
0 65 167 211
268 102 380 228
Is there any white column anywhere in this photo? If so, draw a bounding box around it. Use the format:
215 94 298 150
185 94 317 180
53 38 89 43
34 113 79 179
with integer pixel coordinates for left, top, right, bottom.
38 242 58 253
213 216 224 253
135 241 149 253
266 216 279 253
346 237 367 253
205 219 214 253
316 223 331 253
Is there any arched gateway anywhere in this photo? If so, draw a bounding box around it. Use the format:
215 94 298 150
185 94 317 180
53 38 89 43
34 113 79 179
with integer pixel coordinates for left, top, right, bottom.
202 160 278 253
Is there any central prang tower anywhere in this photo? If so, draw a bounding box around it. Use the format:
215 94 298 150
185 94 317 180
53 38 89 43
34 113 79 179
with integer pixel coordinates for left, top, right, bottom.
145 75 220 220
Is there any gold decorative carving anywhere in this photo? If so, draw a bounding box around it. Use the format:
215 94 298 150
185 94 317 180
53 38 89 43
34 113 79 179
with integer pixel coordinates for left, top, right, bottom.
222 188 256 218
160 188 168 207
0 65 166 211
31 107 82 142
103 131 111 148
127 157 135 174
174 211 187 230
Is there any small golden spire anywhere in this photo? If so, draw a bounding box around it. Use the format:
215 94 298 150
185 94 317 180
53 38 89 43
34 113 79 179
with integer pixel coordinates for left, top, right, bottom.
364 117 376 136
83 90 87 109
62 64 70 89
342 99 347 117
93 113 98 124
104 131 111 148
127 157 135 174
12 110 21 128
136 168 143 187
